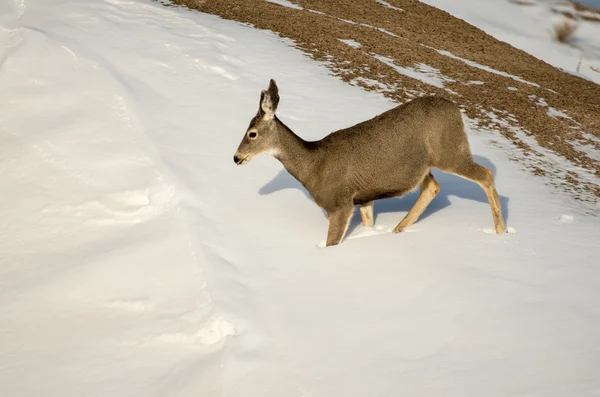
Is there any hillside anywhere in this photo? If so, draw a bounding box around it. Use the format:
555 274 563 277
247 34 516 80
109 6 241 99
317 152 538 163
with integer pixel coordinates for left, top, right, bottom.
177 0 600 205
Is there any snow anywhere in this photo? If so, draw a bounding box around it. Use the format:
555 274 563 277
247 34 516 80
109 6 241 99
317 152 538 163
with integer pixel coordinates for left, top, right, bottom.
336 17 401 38
546 106 575 121
338 38 362 48
427 45 541 87
527 94 579 123
265 0 303 10
371 25 401 37
420 0 600 84
374 55 456 89
1 0 600 396
375 0 404 12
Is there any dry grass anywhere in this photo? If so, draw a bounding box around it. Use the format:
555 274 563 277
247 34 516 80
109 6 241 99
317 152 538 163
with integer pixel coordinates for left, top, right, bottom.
591 66 600 73
553 19 579 43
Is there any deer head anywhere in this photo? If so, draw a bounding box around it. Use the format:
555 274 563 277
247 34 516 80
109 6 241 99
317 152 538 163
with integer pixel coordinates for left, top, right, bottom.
233 79 281 165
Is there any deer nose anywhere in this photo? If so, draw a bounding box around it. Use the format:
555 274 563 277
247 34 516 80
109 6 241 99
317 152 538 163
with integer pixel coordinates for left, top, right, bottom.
233 154 240 164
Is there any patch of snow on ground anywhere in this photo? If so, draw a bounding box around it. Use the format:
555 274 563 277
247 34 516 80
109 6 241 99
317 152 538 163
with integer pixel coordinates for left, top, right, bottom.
372 26 401 37
338 38 362 48
376 0 405 12
547 107 576 122
351 76 392 91
568 131 600 160
374 55 455 88
339 18 358 25
481 109 600 188
358 23 401 38
265 0 303 10
429 46 541 87
528 95 580 124
529 94 549 106
335 17 401 38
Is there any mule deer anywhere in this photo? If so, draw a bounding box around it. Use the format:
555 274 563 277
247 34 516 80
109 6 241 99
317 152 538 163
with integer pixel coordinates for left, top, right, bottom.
233 79 506 247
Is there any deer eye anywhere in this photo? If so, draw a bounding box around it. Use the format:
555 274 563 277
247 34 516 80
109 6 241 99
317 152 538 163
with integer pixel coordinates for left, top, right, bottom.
248 131 258 139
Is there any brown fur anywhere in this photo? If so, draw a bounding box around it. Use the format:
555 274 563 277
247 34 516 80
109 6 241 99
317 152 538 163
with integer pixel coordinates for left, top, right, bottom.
234 80 507 247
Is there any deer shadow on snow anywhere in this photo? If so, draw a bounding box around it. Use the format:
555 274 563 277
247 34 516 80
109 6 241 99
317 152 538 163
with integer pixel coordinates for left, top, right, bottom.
258 155 510 235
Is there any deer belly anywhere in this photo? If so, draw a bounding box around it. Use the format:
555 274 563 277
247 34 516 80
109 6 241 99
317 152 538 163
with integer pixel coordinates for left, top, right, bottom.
353 188 410 205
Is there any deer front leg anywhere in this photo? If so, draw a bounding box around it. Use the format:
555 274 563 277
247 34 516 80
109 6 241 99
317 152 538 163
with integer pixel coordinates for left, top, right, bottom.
325 205 354 247
359 201 374 228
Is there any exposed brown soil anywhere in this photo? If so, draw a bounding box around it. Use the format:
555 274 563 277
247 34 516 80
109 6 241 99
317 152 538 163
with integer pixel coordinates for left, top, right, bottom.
173 0 600 204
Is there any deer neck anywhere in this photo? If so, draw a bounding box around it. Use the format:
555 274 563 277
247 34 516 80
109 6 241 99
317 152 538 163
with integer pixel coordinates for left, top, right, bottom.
274 120 318 188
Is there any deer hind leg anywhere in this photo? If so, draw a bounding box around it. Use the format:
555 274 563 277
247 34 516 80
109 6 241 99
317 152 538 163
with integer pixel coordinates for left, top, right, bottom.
448 161 506 234
325 204 355 247
393 172 440 233
359 201 374 228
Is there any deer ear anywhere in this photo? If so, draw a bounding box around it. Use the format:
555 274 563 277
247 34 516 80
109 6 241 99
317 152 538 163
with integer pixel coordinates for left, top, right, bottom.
260 79 279 119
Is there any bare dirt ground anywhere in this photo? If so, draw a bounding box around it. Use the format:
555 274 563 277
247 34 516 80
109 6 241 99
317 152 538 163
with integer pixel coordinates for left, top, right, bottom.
172 0 600 205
